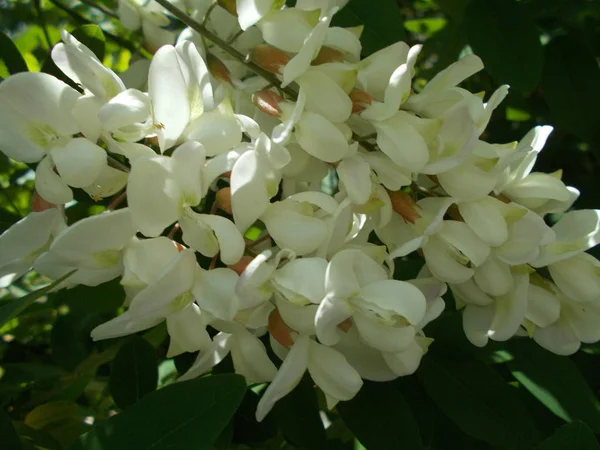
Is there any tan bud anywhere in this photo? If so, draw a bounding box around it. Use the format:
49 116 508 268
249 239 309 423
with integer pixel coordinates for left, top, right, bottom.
337 317 353 332
349 88 373 113
30 190 57 212
215 187 232 215
217 0 237 16
207 53 232 85
311 46 345 65
250 44 290 75
173 241 186 253
252 89 284 117
227 255 255 275
388 190 421 224
268 308 294 348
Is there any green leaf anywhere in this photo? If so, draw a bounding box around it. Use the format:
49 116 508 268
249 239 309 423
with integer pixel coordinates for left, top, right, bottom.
465 0 543 93
337 381 423 450
0 31 28 79
507 340 600 432
109 335 158 409
331 0 407 56
541 35 600 146
69 374 246 450
70 25 106 61
272 374 326 449
417 355 542 449
537 422 600 450
0 408 22 450
0 270 76 328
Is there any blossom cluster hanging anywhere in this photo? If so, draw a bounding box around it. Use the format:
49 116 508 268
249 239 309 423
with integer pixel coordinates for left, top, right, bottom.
0 0 598 421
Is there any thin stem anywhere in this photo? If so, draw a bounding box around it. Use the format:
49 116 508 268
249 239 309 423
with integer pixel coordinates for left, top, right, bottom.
79 0 118 18
107 190 127 210
107 155 130 173
167 222 180 239
227 29 244 44
152 0 379 154
246 233 271 249
152 0 298 99
49 0 151 58
34 0 53 49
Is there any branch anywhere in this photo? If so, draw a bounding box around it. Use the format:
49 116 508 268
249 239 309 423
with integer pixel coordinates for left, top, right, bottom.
152 0 378 153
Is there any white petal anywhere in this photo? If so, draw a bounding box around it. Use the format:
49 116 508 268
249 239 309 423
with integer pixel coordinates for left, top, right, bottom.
462 304 494 347
148 45 190 151
337 154 372 205
179 332 233 381
526 284 560 328
255 334 310 422
187 111 242 156
231 329 278 384
473 256 514 297
315 296 353 346
273 257 327 304
127 155 180 237
98 88 151 131
382 337 430 376
166 303 211 357
35 157 73 205
533 319 580 355
488 273 529 342
295 111 348 162
50 138 107 188
307 340 363 402
276 296 318 335
375 115 429 173
237 0 276 30
353 311 416 353
298 70 352 123
359 279 427 325
193 267 239 321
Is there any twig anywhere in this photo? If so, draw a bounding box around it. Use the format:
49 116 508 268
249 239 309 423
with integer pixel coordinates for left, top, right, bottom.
152 0 298 99
152 0 380 154
107 155 130 173
79 0 118 18
107 190 127 210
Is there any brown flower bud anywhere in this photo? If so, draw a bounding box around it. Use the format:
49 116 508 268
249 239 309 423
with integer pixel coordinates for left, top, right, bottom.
227 255 255 275
30 190 57 212
207 53 232 85
268 308 294 348
252 89 284 117
215 187 233 215
311 46 345 65
388 190 421 224
250 44 290 75
349 88 373 113
217 0 237 16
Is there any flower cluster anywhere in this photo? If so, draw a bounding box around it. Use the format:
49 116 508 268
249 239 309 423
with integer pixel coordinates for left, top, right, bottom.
0 0 599 421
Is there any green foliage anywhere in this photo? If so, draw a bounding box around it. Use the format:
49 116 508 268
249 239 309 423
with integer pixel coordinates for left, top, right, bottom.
337 381 422 450
108 336 158 409
69 375 246 450
0 0 599 449
465 0 543 93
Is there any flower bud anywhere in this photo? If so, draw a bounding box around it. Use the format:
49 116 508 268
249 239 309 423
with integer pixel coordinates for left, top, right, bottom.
311 46 346 66
252 89 284 117
388 190 421 224
216 187 232 215
30 190 57 212
206 53 232 85
217 0 237 16
268 308 294 348
349 88 373 113
228 255 254 275
250 44 290 75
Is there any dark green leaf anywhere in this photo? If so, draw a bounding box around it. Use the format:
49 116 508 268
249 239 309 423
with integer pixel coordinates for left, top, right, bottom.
232 390 277 446
337 380 422 450
541 35 600 146
537 421 600 450
0 270 76 328
1 363 67 385
331 0 406 56
69 374 246 450
465 0 543 93
109 335 158 409
272 374 326 450
417 355 542 449
507 339 600 432
0 408 22 450
0 31 28 78
70 25 106 61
